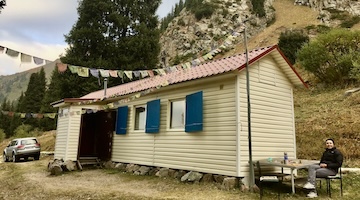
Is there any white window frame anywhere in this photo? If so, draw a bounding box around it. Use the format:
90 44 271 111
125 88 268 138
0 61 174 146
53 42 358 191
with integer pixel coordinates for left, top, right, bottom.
167 99 185 131
133 104 147 131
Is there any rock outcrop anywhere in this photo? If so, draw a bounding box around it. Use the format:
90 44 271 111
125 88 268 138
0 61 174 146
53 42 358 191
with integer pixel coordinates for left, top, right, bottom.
159 0 275 66
294 0 360 25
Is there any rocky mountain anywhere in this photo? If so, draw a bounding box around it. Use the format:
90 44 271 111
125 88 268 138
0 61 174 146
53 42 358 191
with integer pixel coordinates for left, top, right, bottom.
160 0 360 65
159 0 276 67
1 0 360 103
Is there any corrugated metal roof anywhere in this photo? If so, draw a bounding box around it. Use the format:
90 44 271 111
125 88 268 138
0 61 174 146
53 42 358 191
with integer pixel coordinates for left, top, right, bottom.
81 45 306 100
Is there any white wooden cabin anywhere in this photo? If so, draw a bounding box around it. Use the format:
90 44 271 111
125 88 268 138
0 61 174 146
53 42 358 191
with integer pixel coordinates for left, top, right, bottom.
52 45 307 184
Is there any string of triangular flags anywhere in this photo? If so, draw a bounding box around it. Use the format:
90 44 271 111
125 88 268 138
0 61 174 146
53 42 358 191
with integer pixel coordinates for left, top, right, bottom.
56 27 243 80
0 110 57 119
56 24 247 117
0 45 53 65
58 81 168 118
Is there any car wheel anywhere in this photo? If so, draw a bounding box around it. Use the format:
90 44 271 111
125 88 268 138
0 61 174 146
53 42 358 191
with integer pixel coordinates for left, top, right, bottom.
34 154 40 160
3 153 8 162
12 153 19 163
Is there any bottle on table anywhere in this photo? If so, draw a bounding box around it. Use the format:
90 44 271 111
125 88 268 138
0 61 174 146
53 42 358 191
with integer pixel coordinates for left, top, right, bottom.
284 152 288 164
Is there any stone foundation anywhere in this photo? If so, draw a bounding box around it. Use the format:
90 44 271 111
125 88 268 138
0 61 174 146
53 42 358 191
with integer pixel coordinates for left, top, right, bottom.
48 159 245 191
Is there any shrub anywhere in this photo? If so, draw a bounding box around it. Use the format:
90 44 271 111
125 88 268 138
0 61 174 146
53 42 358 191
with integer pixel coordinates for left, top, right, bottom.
328 9 347 20
251 0 266 17
340 16 360 28
278 29 309 64
316 24 331 33
297 29 360 85
177 18 186 26
194 3 216 20
14 124 34 138
266 16 276 27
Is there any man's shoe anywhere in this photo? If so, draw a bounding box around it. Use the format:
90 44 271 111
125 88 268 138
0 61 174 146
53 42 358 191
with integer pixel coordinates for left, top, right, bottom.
303 182 315 189
307 191 318 198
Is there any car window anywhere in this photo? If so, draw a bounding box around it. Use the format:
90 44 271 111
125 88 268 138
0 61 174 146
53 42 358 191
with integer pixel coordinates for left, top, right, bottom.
10 141 17 146
21 139 37 145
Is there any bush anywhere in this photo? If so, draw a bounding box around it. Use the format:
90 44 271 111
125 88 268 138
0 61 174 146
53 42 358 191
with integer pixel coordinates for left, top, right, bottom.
177 18 186 26
297 29 360 85
278 29 309 64
14 124 34 138
251 0 266 17
340 16 360 28
194 3 216 20
327 9 347 20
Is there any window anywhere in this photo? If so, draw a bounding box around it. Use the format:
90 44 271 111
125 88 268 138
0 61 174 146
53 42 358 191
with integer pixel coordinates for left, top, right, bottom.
135 105 146 130
21 139 37 145
168 91 203 132
170 100 185 129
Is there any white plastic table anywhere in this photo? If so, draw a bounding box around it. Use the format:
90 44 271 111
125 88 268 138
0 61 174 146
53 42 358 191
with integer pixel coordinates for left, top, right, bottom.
256 158 319 194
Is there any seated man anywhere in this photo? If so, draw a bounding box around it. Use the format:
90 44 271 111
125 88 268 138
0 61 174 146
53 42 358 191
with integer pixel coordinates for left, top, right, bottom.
303 138 343 198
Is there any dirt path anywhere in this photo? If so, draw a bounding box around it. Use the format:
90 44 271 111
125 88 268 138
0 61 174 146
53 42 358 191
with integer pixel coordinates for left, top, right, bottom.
0 156 259 200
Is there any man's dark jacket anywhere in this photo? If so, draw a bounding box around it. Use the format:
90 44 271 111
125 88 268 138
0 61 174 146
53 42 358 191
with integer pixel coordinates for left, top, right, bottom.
320 147 343 173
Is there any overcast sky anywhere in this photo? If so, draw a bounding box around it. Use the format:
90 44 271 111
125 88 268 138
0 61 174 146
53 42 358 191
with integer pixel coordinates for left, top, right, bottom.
0 0 179 75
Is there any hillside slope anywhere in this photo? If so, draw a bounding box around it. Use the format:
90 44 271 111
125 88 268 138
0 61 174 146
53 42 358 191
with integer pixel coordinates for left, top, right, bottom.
0 60 57 103
227 0 320 56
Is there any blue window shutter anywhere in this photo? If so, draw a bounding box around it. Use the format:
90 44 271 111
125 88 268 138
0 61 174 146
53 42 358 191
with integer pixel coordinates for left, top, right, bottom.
145 99 160 133
185 91 203 132
115 106 128 134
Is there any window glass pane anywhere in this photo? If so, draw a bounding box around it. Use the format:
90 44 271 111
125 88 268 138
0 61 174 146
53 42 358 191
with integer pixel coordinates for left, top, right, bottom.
170 100 185 129
22 139 37 145
135 106 146 130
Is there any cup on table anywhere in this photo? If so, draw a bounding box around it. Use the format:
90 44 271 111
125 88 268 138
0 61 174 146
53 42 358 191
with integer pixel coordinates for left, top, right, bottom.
267 157 273 162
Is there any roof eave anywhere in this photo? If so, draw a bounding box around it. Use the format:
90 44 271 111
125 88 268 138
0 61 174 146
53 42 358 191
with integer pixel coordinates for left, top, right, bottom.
51 98 98 107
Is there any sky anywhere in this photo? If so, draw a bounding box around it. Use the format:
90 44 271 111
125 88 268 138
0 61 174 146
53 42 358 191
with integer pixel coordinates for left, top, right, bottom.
0 0 179 76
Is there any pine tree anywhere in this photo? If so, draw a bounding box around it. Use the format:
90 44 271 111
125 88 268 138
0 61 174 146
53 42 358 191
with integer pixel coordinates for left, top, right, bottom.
60 0 161 98
18 69 47 129
22 68 46 113
0 98 12 137
40 67 63 131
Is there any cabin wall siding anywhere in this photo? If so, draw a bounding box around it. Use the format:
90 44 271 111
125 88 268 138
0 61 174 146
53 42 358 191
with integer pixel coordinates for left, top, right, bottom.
54 105 100 160
112 75 238 176
54 107 69 160
238 56 296 176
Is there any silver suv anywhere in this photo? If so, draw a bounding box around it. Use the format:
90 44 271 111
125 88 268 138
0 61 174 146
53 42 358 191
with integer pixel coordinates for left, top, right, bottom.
3 137 41 162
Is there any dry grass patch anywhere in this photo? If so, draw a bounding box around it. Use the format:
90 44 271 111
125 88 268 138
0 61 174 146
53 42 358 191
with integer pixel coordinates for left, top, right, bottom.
294 86 360 167
224 0 320 57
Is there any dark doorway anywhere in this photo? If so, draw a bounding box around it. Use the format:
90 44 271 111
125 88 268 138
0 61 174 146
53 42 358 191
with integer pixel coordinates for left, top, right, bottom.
78 110 116 161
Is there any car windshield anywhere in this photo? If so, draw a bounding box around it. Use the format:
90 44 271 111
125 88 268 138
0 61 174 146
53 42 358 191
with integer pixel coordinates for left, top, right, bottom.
21 139 37 145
